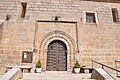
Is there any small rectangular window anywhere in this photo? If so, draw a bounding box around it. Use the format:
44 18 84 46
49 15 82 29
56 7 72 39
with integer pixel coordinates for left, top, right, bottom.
86 12 96 23
22 51 33 63
112 8 119 22
21 3 27 18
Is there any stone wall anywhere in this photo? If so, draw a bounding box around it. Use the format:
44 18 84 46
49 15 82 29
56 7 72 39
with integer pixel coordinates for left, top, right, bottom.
0 0 120 72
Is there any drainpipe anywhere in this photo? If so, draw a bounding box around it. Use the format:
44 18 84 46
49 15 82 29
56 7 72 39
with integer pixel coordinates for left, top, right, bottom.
33 20 39 70
75 23 79 60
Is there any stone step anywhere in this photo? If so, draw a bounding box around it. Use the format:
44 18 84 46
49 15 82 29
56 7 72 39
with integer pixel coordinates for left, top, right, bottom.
21 71 96 80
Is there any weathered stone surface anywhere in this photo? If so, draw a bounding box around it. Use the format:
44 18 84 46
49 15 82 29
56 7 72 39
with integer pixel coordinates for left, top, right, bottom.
22 71 93 80
0 68 23 80
91 68 114 80
0 67 7 74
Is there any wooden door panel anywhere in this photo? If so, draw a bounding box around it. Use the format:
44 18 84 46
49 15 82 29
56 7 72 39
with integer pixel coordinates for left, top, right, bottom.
47 40 67 71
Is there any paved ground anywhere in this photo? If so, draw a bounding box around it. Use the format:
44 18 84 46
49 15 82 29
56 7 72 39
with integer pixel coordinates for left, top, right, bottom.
21 71 95 80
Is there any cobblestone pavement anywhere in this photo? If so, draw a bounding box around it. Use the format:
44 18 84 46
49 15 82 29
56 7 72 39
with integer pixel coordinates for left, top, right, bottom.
21 71 94 80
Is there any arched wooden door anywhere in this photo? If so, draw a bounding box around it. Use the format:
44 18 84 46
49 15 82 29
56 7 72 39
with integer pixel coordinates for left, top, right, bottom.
46 40 67 71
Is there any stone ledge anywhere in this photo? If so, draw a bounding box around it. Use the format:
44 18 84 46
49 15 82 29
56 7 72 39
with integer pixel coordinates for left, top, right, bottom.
7 66 32 73
91 68 114 80
0 68 23 80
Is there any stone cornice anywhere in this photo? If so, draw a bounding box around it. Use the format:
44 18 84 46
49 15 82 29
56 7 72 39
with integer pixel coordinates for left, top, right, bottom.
83 0 120 3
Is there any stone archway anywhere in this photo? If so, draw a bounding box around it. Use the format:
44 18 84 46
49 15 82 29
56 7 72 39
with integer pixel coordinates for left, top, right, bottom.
39 30 76 71
46 40 67 71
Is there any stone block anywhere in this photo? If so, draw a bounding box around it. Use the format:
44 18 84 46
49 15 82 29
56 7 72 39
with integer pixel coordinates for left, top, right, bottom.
4 50 12 54
0 50 4 54
0 67 7 74
83 53 91 56
12 51 20 55
91 53 97 56
83 49 93 53
91 68 114 80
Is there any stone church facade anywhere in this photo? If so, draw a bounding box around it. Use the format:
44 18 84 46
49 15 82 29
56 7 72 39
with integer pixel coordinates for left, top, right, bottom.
0 0 120 71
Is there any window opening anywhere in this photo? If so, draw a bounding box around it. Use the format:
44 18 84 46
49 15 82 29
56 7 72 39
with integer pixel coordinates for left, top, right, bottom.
21 3 27 18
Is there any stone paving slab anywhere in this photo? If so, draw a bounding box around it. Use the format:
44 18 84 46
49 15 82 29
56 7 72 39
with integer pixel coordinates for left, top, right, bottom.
21 71 94 80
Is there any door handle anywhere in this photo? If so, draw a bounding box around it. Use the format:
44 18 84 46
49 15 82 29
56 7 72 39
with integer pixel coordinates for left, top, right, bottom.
58 60 59 63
